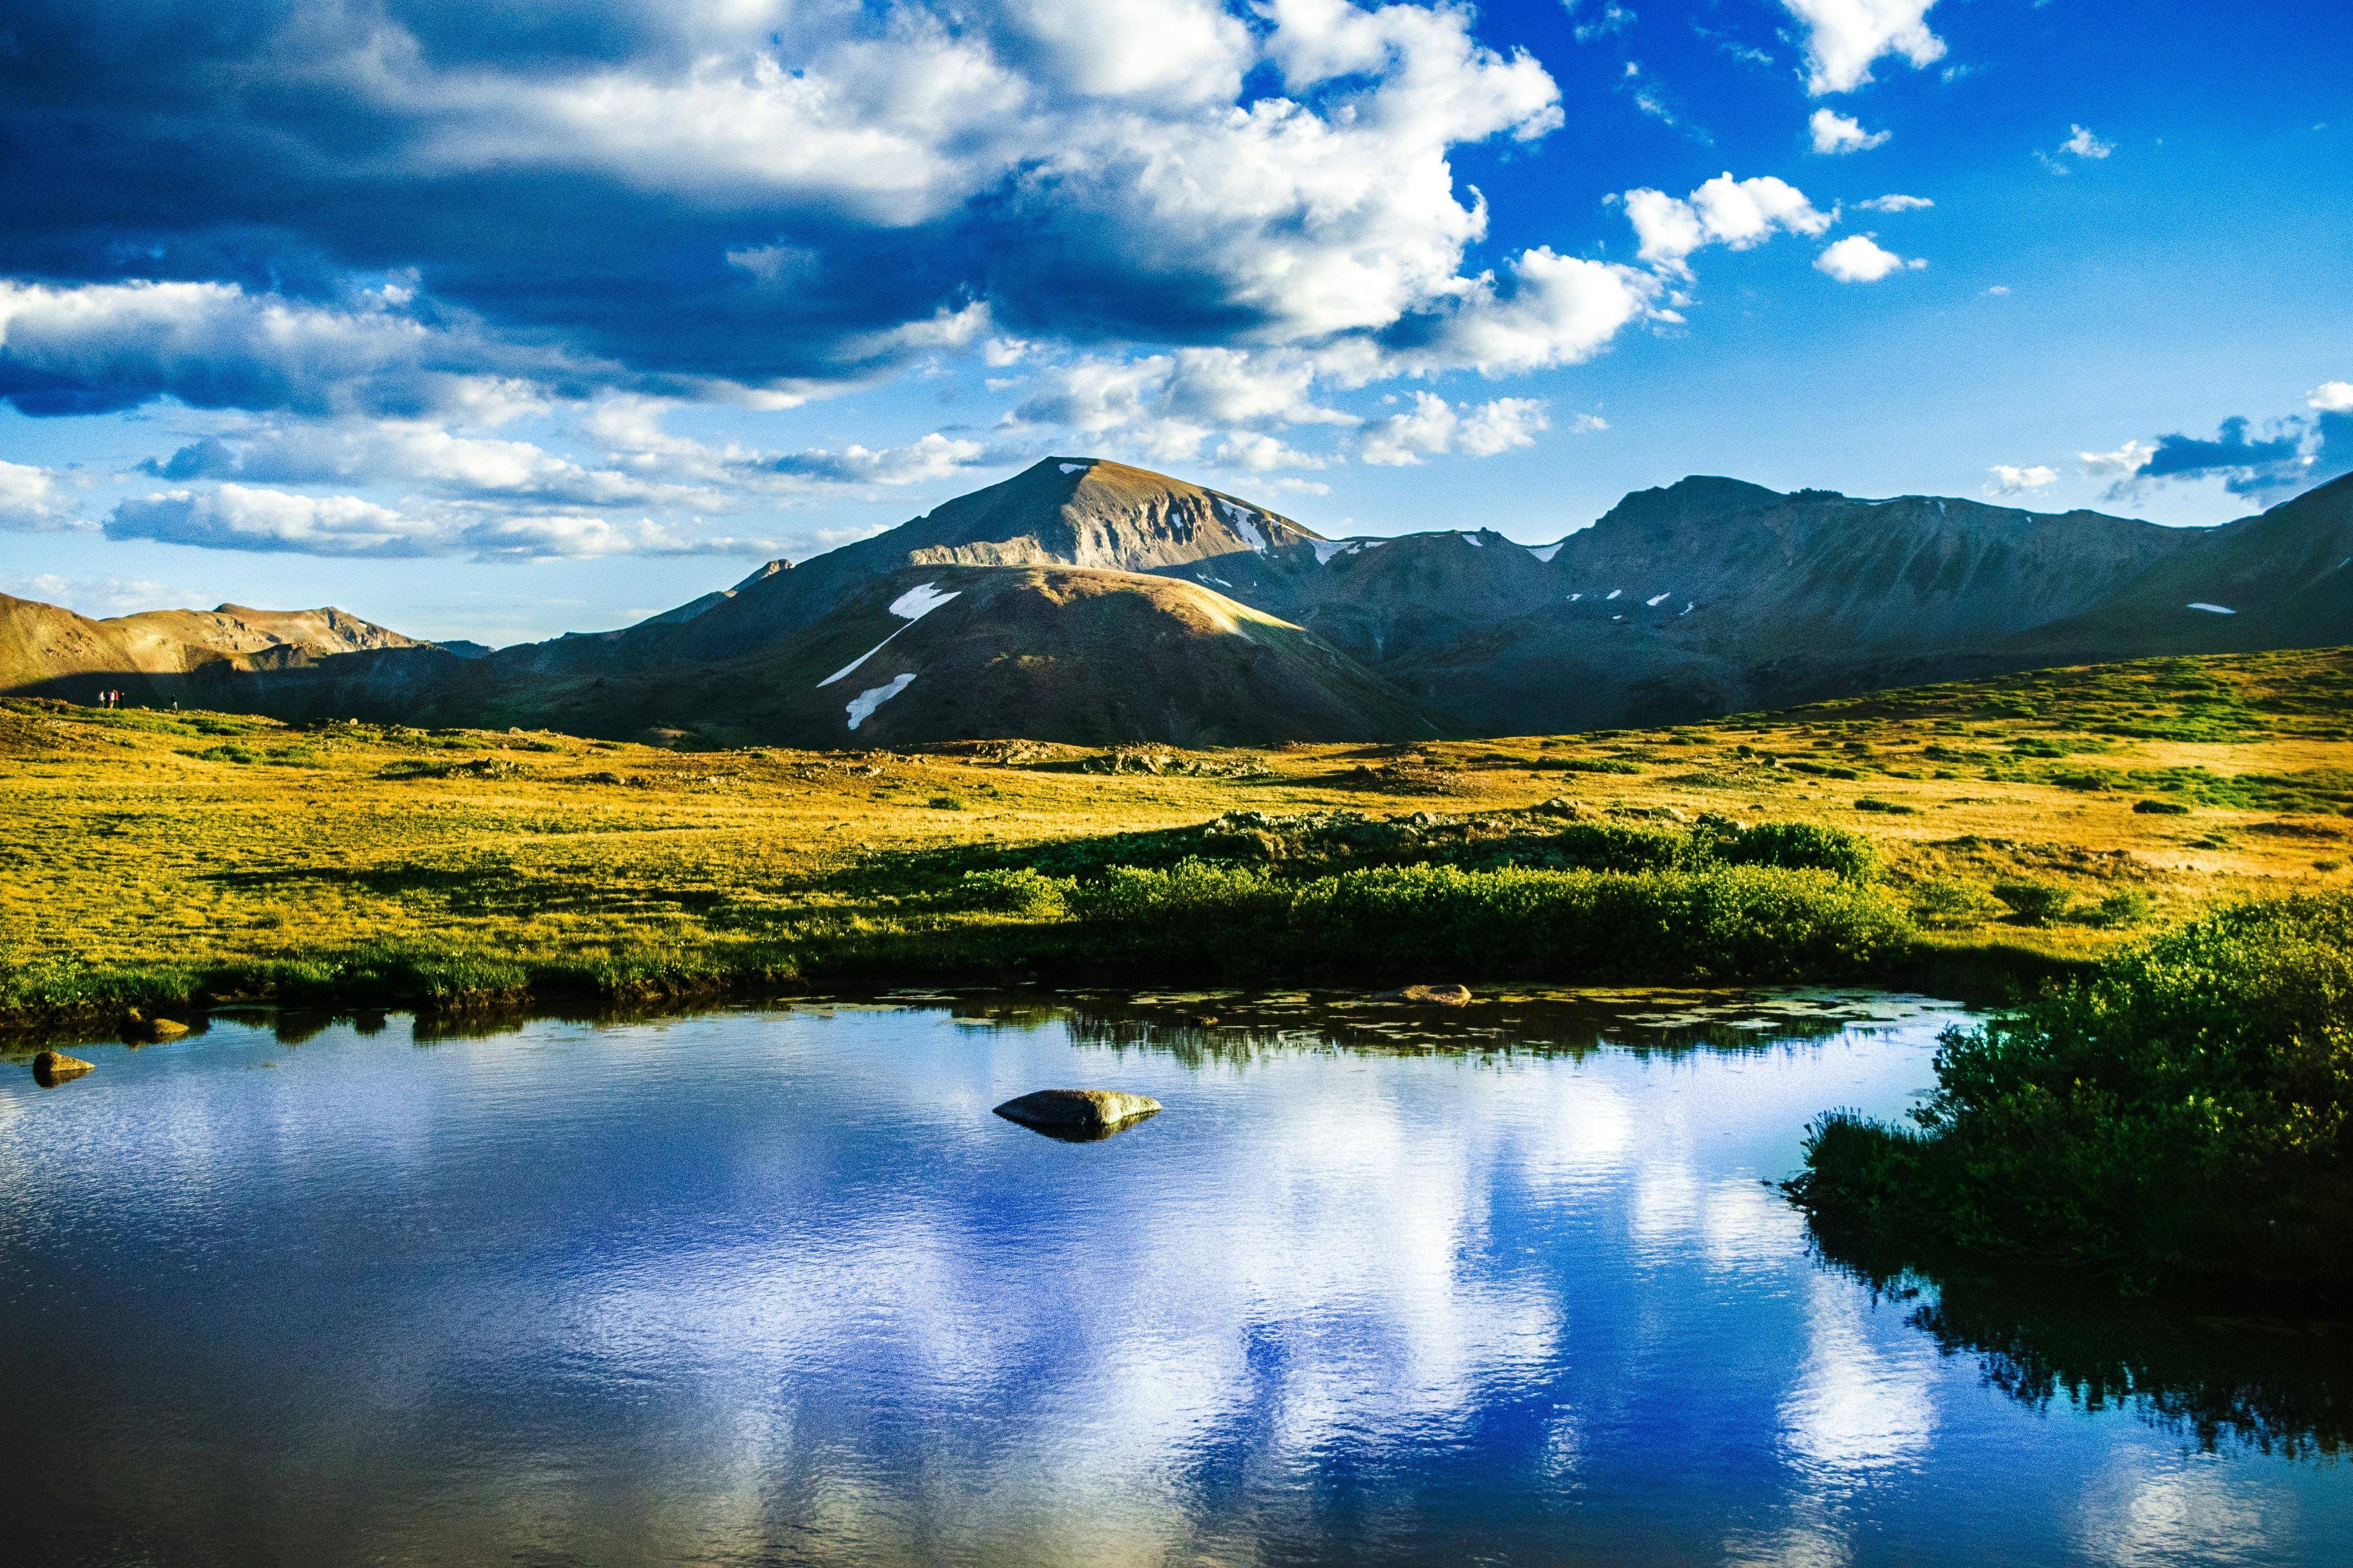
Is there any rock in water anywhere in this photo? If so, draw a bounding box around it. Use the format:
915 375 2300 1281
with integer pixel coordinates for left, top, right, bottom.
994 1089 1162 1140
31 1051 94 1085
1374 984 1474 1007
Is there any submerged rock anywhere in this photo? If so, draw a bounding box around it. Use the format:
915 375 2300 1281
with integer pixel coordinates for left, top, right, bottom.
1374 983 1474 1007
31 1051 94 1085
994 1088 1162 1140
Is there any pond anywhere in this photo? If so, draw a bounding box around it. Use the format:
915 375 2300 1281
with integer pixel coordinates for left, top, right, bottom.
2 991 2347 1566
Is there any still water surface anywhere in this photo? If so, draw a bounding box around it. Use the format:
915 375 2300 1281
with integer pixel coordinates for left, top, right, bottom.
2 992 2347 1566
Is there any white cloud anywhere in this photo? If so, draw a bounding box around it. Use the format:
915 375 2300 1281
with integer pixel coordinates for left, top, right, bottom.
1809 108 1890 154
1455 397 1550 456
1622 173 1833 275
2061 124 2115 160
1984 463 2057 496
1814 233 1922 282
1360 393 1545 465
104 483 765 561
1360 392 1459 466
1986 284 2011 295
148 419 688 507
0 459 82 532
1374 249 1658 378
2079 439 2156 478
0 277 572 420
1212 431 1329 472
108 485 427 558
1781 0 1946 95
0 572 186 617
761 433 990 486
1855 193 1932 212
1566 2 1636 43
2307 381 2353 414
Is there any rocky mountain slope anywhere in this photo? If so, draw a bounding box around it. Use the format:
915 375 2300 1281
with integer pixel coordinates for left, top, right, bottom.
5 458 2347 745
0 594 424 700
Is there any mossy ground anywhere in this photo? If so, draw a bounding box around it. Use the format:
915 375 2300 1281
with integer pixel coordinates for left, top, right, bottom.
4 645 2350 1026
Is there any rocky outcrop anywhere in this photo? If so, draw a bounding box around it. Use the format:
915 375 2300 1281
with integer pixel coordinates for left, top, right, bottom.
993 1088 1162 1139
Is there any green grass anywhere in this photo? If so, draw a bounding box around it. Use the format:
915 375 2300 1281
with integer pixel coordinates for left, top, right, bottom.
1790 895 2353 1302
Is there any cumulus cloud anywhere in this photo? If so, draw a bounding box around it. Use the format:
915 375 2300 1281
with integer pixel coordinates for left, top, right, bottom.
2038 125 2116 174
1854 193 1932 212
1566 2 1637 44
105 484 770 561
2081 418 2313 500
1809 109 1890 154
1984 464 2057 496
1364 249 1659 379
107 486 430 559
0 460 82 532
760 434 990 486
2078 438 2158 479
1781 0 1946 95
1622 173 1833 275
0 1 1593 424
0 573 187 617
1360 393 1546 465
2308 381 2353 414
144 420 690 507
2061 124 2116 160
0 278 571 420
1814 234 1923 282
2079 399 2351 502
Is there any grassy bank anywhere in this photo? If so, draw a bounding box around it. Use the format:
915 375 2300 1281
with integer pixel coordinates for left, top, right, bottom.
1 816 1910 1027
4 646 2348 1031
1791 895 2353 1303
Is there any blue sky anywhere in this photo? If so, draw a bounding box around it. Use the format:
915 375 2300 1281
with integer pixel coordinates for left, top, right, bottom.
2 0 2347 643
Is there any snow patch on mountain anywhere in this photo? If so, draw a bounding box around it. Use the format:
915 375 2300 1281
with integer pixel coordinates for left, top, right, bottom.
889 582 960 620
1529 542 1564 562
846 672 916 730
1215 498 1270 552
2187 603 2237 615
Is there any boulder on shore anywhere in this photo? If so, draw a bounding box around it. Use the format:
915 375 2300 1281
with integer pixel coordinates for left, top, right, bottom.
1374 983 1474 1007
32 1051 94 1084
120 1010 190 1041
995 1088 1162 1139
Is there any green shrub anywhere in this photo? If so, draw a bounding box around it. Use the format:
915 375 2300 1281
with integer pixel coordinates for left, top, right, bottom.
1713 820 1881 883
2084 888 2155 928
1853 796 1916 814
1792 895 2353 1297
2134 798 2192 815
1993 879 2073 925
1911 877 2005 928
1056 860 1911 985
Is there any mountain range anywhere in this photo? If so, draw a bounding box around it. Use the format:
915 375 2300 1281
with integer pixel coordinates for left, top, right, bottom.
6 456 2349 745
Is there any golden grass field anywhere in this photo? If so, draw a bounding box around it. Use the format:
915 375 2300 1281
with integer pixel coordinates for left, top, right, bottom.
4 646 2350 1013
